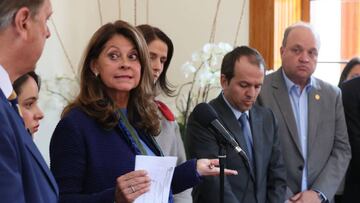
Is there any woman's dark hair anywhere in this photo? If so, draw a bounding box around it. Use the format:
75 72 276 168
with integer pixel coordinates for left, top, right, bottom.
136 24 175 97
62 20 160 135
338 57 360 86
13 71 41 95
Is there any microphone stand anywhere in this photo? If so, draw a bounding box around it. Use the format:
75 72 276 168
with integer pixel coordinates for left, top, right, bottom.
218 142 226 203
237 149 252 203
218 144 252 203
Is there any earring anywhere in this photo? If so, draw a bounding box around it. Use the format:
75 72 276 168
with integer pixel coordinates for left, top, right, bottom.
94 72 99 77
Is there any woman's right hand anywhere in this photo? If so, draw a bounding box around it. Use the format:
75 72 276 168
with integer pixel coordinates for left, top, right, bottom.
114 170 151 203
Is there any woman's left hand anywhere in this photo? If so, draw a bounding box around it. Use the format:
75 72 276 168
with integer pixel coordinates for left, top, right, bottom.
196 159 238 176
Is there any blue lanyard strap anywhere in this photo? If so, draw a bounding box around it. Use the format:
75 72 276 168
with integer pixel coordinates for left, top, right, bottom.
117 109 147 155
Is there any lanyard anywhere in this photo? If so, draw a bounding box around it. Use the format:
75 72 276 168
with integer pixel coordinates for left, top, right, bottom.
117 109 147 155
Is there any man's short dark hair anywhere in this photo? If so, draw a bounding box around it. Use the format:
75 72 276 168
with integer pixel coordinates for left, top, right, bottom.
221 46 266 81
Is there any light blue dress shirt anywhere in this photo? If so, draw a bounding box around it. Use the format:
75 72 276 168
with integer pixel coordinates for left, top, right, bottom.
282 70 313 192
221 93 250 124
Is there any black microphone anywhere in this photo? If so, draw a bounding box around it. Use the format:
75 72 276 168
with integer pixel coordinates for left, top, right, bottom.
192 102 249 160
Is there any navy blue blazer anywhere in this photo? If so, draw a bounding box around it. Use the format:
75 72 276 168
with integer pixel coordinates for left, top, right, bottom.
50 107 200 203
0 89 58 203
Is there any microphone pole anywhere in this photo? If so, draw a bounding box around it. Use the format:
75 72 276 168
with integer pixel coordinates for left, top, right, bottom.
219 142 226 203
209 127 226 203
211 129 252 203
208 128 227 203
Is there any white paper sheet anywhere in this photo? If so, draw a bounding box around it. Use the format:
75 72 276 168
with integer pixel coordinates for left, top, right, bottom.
134 155 177 203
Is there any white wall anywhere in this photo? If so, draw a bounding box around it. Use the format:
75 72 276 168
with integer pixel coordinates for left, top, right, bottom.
34 0 249 164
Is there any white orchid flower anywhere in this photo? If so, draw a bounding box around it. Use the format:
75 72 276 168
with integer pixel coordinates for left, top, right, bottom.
176 42 231 124
202 43 215 53
209 55 218 67
209 71 221 85
218 42 233 53
181 61 196 78
191 51 201 62
202 43 218 60
198 69 213 87
201 51 211 61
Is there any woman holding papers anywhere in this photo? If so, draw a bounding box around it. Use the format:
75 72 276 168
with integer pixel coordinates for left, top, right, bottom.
49 20 237 203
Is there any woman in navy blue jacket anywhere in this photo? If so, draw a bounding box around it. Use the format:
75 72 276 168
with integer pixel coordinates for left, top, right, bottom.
49 20 236 203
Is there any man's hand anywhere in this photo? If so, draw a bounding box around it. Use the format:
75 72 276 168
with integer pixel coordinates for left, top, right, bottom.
288 190 321 203
196 159 238 176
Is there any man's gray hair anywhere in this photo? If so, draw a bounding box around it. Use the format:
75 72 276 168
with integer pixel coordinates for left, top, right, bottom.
282 21 321 49
0 0 45 30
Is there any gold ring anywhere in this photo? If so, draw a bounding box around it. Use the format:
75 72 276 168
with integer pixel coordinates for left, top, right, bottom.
130 185 136 193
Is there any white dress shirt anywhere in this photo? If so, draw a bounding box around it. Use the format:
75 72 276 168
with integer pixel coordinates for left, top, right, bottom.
0 64 13 98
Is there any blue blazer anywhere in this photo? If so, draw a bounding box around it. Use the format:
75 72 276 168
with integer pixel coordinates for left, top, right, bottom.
0 89 58 203
50 107 200 203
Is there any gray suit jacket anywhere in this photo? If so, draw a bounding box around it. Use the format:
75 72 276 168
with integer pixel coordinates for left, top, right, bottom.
257 68 351 201
187 94 286 203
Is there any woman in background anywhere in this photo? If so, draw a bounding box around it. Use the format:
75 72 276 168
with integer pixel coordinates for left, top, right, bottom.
335 57 360 203
137 24 192 203
13 71 44 136
336 57 360 203
50 20 237 203
338 57 360 86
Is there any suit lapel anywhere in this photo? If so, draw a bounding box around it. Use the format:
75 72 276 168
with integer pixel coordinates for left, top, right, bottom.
24 136 59 194
1 89 58 195
272 70 303 155
307 80 321 155
212 95 255 180
0 88 12 109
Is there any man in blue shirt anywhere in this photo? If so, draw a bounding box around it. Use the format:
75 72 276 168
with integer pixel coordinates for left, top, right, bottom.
258 22 351 203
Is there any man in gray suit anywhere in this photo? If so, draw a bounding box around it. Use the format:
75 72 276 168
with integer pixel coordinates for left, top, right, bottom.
258 22 351 203
187 46 286 203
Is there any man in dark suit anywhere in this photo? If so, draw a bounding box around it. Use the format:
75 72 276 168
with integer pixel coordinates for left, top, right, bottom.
340 77 360 203
0 0 58 202
258 22 351 203
187 46 286 203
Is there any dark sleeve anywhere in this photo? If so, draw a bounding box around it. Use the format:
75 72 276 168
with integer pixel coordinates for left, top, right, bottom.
50 117 115 203
0 110 26 203
185 111 239 203
171 159 200 194
342 81 360 170
266 110 287 203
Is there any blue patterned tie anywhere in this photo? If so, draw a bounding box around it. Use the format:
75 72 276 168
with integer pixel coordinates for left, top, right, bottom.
239 113 254 168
